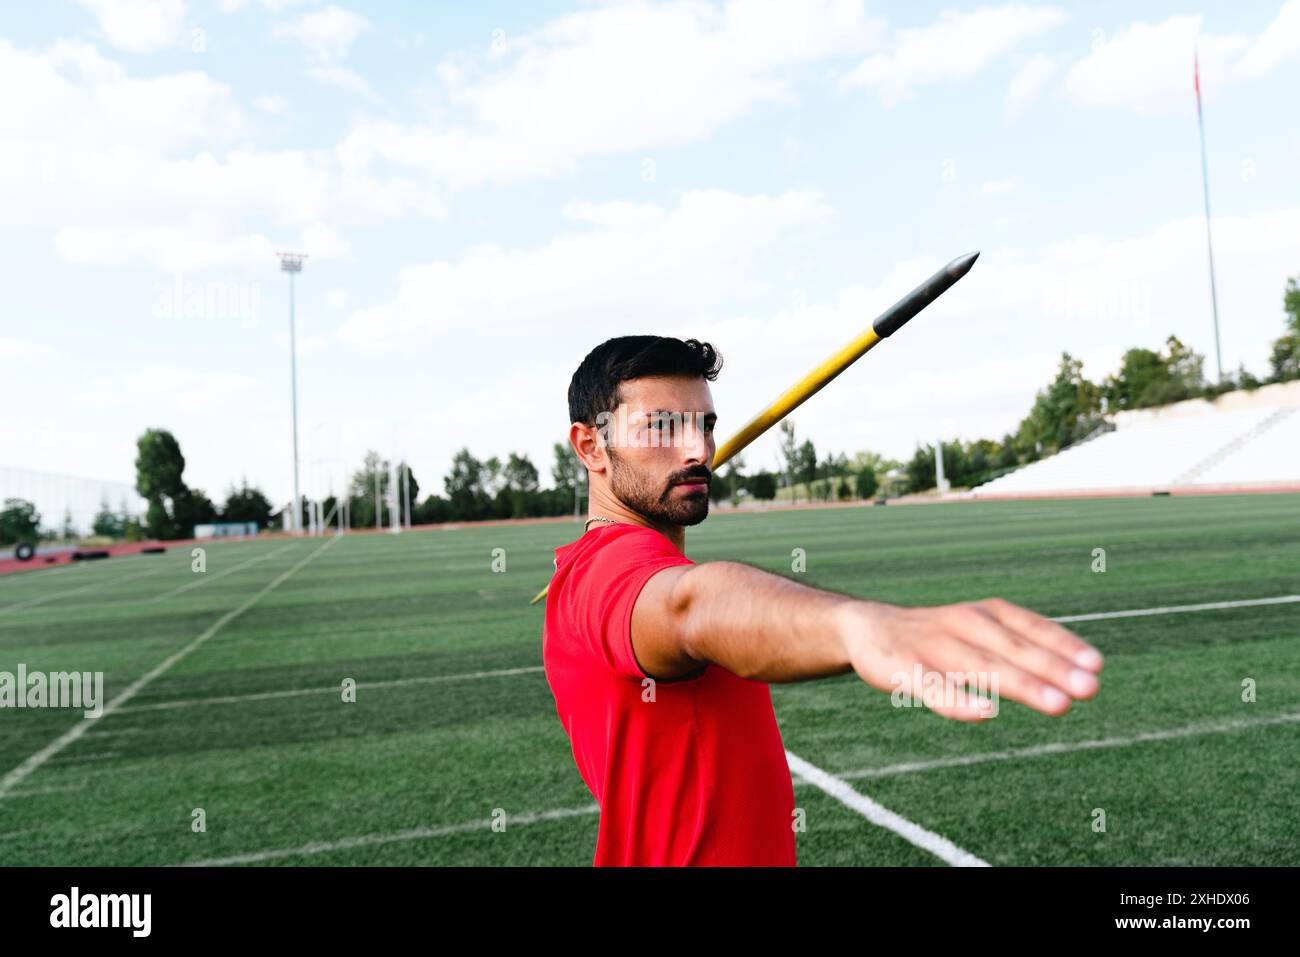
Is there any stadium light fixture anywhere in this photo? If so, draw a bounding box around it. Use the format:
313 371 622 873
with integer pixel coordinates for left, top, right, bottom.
277 251 308 533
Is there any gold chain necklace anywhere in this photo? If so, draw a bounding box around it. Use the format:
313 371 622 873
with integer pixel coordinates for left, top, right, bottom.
583 516 622 532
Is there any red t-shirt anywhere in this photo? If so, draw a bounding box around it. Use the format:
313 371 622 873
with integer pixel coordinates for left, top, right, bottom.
543 522 796 866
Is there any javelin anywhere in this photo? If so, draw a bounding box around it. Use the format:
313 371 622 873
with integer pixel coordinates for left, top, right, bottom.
530 250 980 605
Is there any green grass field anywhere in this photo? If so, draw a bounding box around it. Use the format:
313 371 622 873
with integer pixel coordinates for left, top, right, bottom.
1 493 1297 866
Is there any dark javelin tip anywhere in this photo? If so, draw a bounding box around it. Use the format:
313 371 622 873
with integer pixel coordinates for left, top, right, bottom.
946 251 980 279
871 249 981 339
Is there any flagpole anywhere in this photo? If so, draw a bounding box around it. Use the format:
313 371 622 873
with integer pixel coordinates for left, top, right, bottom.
1194 45 1224 383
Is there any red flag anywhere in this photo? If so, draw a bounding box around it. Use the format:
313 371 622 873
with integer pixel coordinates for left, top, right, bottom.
1194 48 1201 100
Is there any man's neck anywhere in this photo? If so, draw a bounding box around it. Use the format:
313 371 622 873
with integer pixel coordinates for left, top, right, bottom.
586 490 685 553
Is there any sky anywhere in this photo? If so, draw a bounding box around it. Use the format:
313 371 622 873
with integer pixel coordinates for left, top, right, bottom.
2 0 1299 509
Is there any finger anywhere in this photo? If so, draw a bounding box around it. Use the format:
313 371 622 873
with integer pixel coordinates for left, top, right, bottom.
950 604 1100 701
920 635 1073 717
925 685 1000 723
974 597 1104 672
888 663 1000 722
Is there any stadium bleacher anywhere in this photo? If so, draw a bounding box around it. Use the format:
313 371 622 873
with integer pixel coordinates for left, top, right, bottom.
968 380 1300 497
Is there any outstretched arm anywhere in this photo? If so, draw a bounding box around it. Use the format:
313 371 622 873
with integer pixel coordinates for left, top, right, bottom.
631 561 1102 721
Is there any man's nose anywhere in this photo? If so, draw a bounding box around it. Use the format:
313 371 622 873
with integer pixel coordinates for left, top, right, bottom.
682 417 710 463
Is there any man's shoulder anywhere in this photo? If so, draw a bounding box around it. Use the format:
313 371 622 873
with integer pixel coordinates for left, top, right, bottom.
554 523 689 581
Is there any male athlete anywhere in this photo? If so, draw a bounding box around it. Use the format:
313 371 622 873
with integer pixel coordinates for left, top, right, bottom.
542 335 1103 866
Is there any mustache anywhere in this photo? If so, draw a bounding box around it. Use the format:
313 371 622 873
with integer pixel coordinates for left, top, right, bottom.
669 469 712 486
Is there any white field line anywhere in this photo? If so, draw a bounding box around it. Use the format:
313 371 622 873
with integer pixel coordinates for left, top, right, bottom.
832 709 1300 782
46 751 121 766
142 543 299 604
0 782 87 801
178 804 601 867
115 666 546 714
0 566 161 614
1051 594 1300 623
0 537 337 799
784 750 990 867
0 562 88 586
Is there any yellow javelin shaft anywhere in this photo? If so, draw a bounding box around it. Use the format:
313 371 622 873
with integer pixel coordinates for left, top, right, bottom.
530 251 980 605
711 325 882 471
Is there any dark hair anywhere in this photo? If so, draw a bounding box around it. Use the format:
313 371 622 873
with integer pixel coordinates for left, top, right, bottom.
568 336 722 425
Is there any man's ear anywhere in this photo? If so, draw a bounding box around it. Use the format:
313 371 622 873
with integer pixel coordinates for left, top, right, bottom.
570 421 608 475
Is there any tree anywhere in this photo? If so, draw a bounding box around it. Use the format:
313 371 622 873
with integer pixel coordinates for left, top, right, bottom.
855 465 878 499
778 421 800 503
0 499 40 546
747 471 777 501
1268 275 1300 383
904 444 936 494
444 448 487 520
135 428 191 539
551 442 582 490
1270 335 1300 382
174 488 218 536
1102 336 1207 411
796 440 818 499
503 453 540 518
92 498 122 538
395 462 420 524
1017 352 1103 455
135 429 187 501
724 454 746 506
348 451 394 527
223 480 273 528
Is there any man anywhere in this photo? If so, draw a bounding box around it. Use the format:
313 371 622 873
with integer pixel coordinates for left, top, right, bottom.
543 335 1103 866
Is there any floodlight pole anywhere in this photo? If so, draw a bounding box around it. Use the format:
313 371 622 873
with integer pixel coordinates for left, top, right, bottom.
1194 46 1224 383
277 251 308 533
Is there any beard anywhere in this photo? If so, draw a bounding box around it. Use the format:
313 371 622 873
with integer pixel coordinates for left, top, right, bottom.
607 449 711 527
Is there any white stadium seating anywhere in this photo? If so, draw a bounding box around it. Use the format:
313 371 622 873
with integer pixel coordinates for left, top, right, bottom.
968 380 1300 497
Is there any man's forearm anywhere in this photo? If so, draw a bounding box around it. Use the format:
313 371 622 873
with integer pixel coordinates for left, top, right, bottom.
669 561 879 683
661 558 1104 720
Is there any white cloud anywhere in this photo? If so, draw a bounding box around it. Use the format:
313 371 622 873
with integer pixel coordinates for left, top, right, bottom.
53 220 349 273
274 5 368 62
338 0 883 188
326 288 349 309
254 93 287 113
0 337 57 364
0 38 246 156
842 5 1066 106
220 0 314 12
980 178 1016 196
337 188 835 349
76 0 187 54
1063 16 1247 114
1004 53 1055 120
305 65 379 101
0 38 443 271
274 5 375 99
1237 0 1300 77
